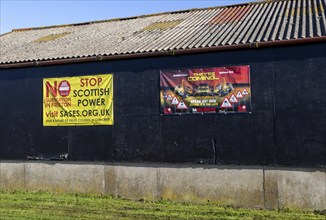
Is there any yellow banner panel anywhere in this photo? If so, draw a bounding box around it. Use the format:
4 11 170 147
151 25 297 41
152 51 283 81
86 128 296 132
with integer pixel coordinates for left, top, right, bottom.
43 74 113 126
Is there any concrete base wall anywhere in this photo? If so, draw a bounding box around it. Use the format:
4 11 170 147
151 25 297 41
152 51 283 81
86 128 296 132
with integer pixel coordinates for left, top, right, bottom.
1 161 325 210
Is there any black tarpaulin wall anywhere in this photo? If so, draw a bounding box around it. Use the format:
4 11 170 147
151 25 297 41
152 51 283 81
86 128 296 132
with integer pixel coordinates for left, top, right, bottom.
0 43 325 166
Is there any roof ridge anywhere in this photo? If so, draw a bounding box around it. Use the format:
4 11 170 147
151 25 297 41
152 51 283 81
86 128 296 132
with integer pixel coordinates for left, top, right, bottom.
10 0 281 33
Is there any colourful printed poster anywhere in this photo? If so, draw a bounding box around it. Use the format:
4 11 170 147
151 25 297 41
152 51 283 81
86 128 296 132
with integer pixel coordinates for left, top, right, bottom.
160 66 251 114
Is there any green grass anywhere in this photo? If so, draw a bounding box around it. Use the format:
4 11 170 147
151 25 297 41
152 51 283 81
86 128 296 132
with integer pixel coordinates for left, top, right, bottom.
0 190 324 220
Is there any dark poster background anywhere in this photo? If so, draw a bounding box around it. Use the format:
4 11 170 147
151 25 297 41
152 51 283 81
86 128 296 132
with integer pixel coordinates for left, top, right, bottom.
0 43 325 166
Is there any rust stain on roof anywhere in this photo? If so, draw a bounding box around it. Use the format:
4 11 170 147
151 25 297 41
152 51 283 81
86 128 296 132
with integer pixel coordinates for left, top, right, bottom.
209 5 252 25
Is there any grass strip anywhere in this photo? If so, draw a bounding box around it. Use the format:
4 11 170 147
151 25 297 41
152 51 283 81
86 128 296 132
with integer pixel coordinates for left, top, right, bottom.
0 190 324 220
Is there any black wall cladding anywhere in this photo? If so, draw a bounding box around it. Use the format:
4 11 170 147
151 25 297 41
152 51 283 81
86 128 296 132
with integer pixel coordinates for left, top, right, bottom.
0 43 325 166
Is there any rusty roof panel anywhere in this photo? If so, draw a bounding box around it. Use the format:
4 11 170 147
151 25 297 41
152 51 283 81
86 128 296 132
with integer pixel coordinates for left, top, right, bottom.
1 0 325 64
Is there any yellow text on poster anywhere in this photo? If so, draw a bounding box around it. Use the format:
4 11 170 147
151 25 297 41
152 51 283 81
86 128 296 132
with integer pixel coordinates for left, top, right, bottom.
43 74 113 126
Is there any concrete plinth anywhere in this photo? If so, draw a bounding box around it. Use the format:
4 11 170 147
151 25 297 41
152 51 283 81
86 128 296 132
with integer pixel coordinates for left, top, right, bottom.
158 166 264 208
0 161 25 190
1 161 325 210
25 162 105 194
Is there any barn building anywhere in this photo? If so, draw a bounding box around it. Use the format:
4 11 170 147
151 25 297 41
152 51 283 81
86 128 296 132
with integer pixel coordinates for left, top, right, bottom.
0 0 325 210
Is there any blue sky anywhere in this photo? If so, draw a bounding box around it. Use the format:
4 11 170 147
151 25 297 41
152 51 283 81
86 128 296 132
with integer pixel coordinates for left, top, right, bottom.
0 0 252 34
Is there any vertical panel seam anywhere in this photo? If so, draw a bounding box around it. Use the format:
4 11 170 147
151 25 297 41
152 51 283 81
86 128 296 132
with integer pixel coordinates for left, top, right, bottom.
276 168 280 209
23 161 26 189
263 167 267 209
156 167 161 200
324 170 326 209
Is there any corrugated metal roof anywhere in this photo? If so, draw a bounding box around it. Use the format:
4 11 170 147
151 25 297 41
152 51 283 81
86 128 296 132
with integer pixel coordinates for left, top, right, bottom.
0 0 325 64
